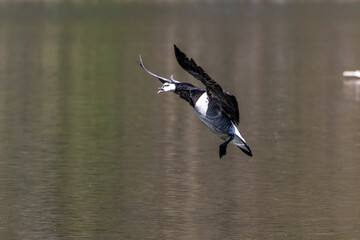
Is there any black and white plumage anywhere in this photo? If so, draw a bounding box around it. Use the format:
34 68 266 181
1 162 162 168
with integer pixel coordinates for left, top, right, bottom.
139 45 252 158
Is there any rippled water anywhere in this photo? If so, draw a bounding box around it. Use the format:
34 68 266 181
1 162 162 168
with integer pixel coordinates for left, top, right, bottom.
0 2 359 239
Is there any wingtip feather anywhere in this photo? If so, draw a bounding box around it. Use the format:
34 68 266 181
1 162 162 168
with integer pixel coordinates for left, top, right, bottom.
138 54 176 84
138 55 145 68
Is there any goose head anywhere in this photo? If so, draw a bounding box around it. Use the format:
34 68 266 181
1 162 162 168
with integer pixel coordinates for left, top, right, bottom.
157 82 176 94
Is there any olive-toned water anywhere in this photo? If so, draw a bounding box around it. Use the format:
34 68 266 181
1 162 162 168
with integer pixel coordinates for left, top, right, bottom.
0 2 359 239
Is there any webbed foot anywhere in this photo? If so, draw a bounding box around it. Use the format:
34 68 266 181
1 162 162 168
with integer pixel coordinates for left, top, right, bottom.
218 135 234 159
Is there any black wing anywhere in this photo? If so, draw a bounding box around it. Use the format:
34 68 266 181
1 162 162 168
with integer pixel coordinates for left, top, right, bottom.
174 45 240 125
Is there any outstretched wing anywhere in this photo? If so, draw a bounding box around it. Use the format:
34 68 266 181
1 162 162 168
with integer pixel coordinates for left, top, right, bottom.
139 55 179 83
174 45 240 125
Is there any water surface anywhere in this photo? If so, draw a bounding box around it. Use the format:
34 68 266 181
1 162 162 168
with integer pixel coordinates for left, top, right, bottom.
0 2 359 239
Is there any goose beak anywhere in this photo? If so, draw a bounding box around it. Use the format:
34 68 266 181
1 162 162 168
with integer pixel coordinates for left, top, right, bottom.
157 86 164 94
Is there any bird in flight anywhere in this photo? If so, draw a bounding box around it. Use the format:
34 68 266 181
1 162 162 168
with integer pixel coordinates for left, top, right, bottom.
139 45 252 158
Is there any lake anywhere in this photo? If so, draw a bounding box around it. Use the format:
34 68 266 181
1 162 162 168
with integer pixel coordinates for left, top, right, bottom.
0 2 359 239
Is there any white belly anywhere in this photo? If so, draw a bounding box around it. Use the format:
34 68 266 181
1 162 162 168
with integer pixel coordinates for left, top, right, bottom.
194 92 224 137
194 92 209 117
194 92 247 145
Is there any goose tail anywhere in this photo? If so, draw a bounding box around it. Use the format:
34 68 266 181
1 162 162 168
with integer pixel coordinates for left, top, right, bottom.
232 128 252 157
233 136 252 156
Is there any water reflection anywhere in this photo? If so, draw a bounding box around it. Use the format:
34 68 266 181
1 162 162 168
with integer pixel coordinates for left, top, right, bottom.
343 80 360 101
0 2 359 239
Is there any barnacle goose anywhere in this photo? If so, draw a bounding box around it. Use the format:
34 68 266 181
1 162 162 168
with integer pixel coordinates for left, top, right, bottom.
139 45 252 158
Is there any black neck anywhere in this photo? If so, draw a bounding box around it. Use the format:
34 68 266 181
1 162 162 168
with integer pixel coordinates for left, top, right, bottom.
174 83 205 107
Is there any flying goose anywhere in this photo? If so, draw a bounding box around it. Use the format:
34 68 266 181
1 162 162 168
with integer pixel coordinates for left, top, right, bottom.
139 45 252 158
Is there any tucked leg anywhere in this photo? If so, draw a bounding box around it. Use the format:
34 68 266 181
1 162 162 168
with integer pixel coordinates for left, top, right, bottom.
219 135 234 159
